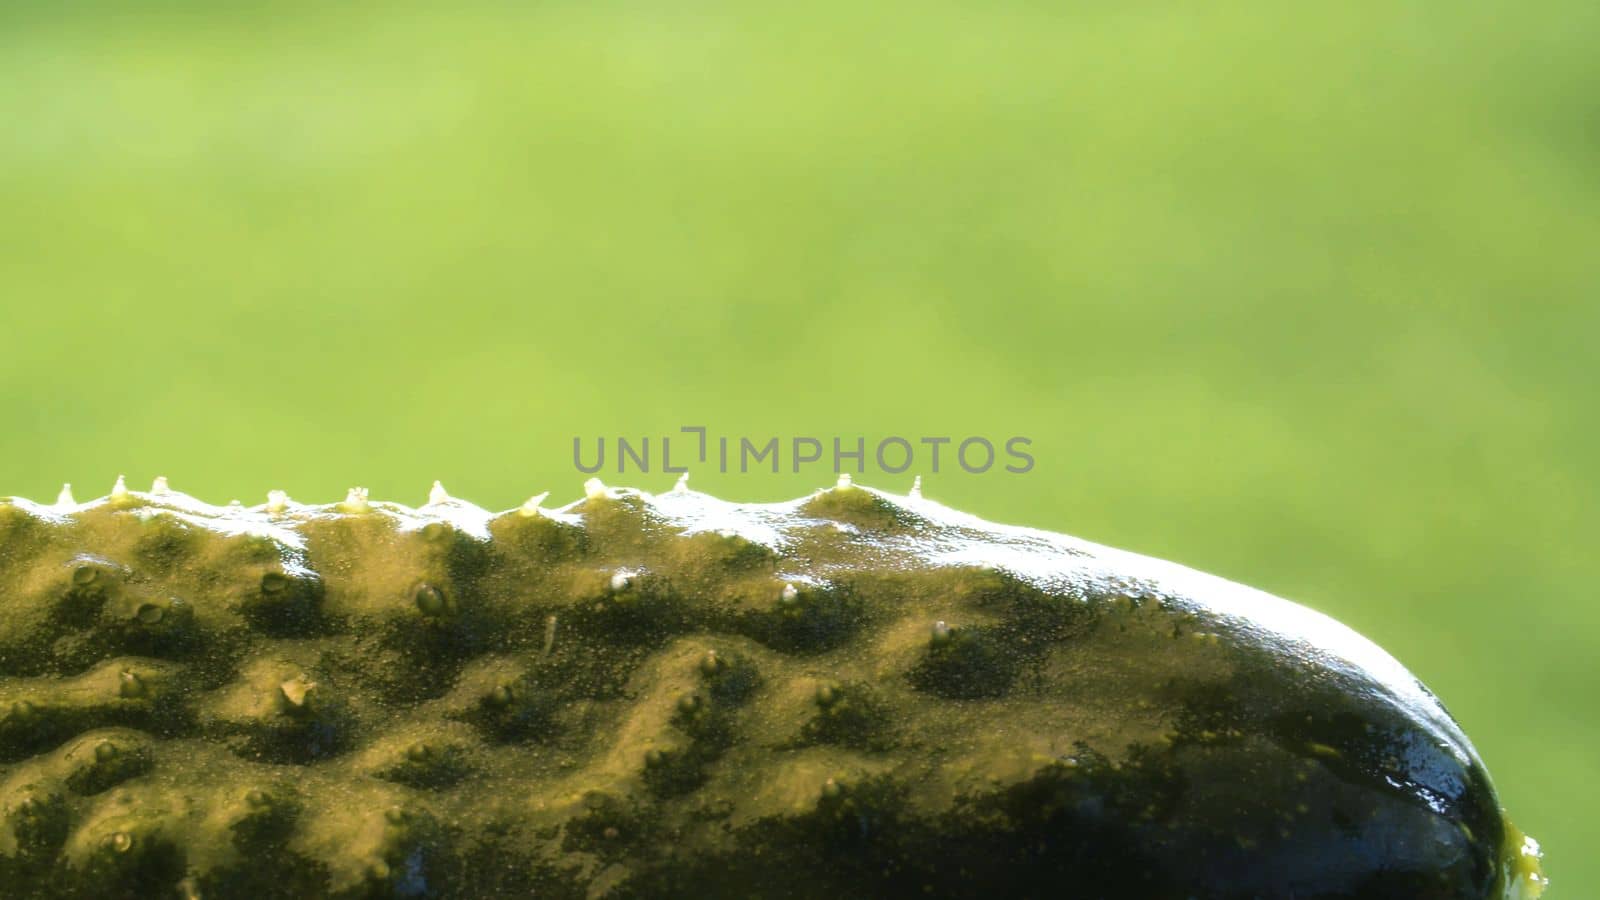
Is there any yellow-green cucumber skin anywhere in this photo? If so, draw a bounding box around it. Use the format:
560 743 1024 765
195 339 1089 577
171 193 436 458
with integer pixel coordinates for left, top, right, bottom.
0 478 1544 899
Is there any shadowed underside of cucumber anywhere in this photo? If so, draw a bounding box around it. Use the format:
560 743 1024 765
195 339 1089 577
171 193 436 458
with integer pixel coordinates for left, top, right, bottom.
0 476 1545 899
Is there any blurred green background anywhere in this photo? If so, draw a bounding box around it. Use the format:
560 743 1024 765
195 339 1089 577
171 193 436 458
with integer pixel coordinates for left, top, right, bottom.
1 0 1594 889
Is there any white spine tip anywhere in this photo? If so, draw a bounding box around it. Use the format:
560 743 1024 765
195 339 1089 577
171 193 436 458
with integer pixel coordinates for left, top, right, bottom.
836 472 853 490
520 491 550 516
673 471 690 493
151 476 171 495
266 490 289 514
56 483 76 507
909 476 922 499
111 474 130 500
583 477 607 500
341 486 371 513
781 583 798 601
428 480 450 505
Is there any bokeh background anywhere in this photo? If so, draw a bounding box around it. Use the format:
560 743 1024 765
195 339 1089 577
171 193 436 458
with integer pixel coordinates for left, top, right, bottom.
2 1 1594 889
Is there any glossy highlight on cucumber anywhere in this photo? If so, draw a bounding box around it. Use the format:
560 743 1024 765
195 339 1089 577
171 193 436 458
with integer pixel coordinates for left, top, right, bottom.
0 475 1546 899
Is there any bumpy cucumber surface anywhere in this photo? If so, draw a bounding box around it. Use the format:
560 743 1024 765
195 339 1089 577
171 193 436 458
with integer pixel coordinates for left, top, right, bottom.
0 476 1545 899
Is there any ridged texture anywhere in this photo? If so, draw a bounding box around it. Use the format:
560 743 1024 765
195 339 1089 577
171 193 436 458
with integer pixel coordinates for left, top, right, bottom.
0 478 1544 899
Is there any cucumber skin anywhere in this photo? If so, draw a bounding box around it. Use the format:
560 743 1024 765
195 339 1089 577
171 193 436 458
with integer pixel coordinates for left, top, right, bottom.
0 480 1540 899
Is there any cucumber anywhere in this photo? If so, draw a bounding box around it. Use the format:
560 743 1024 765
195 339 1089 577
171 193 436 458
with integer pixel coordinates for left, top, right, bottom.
0 476 1545 899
